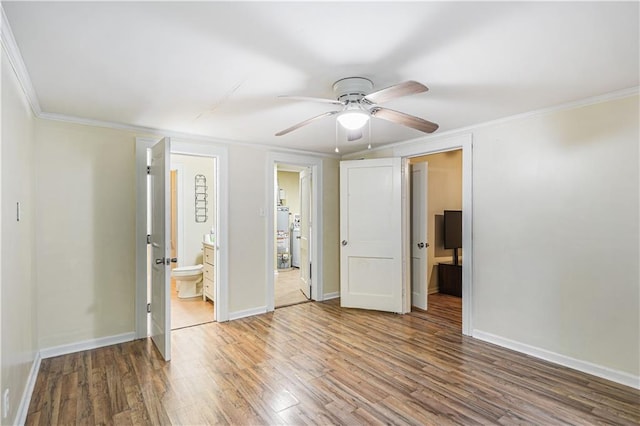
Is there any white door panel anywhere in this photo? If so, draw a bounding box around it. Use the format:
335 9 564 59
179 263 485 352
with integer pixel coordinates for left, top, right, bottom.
299 168 311 299
340 158 403 313
150 137 171 361
411 162 428 310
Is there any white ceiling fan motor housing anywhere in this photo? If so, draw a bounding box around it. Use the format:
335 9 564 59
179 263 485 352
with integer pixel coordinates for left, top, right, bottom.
333 77 373 103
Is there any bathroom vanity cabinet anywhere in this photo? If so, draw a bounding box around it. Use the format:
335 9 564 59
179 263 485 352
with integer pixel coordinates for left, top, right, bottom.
203 242 215 302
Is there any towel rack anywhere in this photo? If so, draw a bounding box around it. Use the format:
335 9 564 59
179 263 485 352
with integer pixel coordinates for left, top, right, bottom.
195 174 208 223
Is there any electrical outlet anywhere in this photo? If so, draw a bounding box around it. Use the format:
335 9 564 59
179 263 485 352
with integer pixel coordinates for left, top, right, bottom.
3 388 9 419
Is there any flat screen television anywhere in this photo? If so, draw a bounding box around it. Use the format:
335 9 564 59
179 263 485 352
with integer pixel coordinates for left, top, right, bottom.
444 210 462 265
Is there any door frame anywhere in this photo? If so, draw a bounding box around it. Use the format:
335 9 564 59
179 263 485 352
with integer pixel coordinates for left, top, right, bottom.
395 133 473 335
266 152 323 311
136 137 229 338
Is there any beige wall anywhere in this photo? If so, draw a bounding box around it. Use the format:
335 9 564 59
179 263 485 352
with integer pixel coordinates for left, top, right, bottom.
226 145 269 313
1 48 38 424
472 95 639 376
277 171 300 218
411 150 463 293
35 120 139 348
171 154 215 266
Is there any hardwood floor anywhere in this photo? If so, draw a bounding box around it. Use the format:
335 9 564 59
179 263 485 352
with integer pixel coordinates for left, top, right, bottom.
27 296 639 425
275 268 309 308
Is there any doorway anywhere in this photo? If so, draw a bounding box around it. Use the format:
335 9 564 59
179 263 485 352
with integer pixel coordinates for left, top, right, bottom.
135 137 229 344
274 164 311 308
266 152 324 312
409 149 463 330
169 154 217 329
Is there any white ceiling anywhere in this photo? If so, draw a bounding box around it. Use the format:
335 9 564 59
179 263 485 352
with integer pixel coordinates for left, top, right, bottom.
3 1 638 155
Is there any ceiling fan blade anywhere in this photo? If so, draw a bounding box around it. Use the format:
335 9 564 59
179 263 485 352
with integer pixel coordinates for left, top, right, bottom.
278 95 343 105
275 111 340 136
364 80 428 104
370 107 439 133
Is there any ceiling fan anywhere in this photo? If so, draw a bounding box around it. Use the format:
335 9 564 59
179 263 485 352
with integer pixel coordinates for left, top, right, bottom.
275 77 439 139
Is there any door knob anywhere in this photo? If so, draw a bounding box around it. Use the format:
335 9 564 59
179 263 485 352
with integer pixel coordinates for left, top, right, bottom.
170 258 177 263
417 242 425 249
155 258 164 265
341 240 348 246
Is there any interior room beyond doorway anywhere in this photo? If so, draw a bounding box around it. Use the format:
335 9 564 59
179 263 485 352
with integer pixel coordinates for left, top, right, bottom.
275 164 311 308
169 154 217 329
410 149 463 325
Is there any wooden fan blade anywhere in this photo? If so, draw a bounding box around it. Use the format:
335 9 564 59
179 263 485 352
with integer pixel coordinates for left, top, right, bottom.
278 95 343 105
364 81 428 104
275 111 340 136
370 107 439 133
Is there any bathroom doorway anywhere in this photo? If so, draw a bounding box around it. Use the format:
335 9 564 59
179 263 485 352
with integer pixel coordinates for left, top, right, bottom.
169 155 217 329
136 137 229 357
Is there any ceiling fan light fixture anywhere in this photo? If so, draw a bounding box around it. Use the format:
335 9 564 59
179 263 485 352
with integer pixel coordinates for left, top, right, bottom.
337 110 370 130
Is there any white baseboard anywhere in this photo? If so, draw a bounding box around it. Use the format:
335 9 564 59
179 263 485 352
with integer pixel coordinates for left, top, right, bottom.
39 332 136 359
323 292 339 300
228 306 267 321
473 330 640 390
15 351 41 426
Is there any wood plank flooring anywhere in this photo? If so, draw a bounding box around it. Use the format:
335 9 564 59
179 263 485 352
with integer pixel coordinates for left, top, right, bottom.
26 295 639 425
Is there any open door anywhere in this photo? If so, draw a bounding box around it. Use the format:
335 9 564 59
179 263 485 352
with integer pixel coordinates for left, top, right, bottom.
411 162 428 310
299 168 311 299
150 137 171 361
340 158 403 313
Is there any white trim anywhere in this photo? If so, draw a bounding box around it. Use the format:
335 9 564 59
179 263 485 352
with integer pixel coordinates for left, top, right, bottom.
15 352 41 426
473 330 640 390
40 332 135 359
39 112 340 159
135 138 156 338
228 306 267 321
323 292 339 300
266 152 324 312
0 6 42 115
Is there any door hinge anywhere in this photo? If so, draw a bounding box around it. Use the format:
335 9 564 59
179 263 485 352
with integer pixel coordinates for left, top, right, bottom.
147 303 151 313
146 234 151 244
146 166 151 175
309 263 312 279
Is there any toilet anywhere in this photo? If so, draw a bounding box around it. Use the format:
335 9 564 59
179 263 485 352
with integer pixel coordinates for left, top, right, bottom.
171 264 203 298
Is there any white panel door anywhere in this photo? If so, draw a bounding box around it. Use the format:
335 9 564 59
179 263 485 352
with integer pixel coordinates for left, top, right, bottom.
299 168 311 299
150 137 171 361
340 158 403 313
411 162 428 310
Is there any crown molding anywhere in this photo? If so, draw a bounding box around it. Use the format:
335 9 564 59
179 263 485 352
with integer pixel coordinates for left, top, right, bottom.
1 4 41 114
348 85 639 158
39 111 340 159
